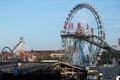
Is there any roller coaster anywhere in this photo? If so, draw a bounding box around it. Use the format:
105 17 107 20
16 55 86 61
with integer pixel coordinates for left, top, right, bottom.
1 37 25 61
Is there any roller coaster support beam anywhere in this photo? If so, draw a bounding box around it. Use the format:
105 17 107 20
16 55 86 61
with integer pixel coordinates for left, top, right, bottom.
61 34 116 53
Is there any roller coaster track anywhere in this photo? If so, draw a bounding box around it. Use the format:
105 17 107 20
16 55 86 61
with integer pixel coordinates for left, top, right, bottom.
1 38 25 61
12 40 25 53
1 39 25 54
61 34 116 53
1 46 12 53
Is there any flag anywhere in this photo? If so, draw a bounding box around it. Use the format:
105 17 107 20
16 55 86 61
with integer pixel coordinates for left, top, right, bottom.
64 21 67 29
68 23 71 29
86 23 89 30
78 23 81 30
91 28 94 35
118 38 120 46
103 32 106 40
68 23 74 30
71 23 74 30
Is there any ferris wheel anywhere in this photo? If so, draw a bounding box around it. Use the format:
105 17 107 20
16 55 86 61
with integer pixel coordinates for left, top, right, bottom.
61 3 105 67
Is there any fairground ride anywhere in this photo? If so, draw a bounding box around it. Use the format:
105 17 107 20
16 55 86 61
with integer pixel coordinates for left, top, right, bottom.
1 37 25 61
61 3 115 67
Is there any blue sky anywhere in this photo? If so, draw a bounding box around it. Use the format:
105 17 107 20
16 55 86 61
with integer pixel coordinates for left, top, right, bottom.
0 0 120 51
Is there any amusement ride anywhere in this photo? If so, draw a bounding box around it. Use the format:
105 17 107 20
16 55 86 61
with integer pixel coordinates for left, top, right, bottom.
60 3 115 67
1 37 25 61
